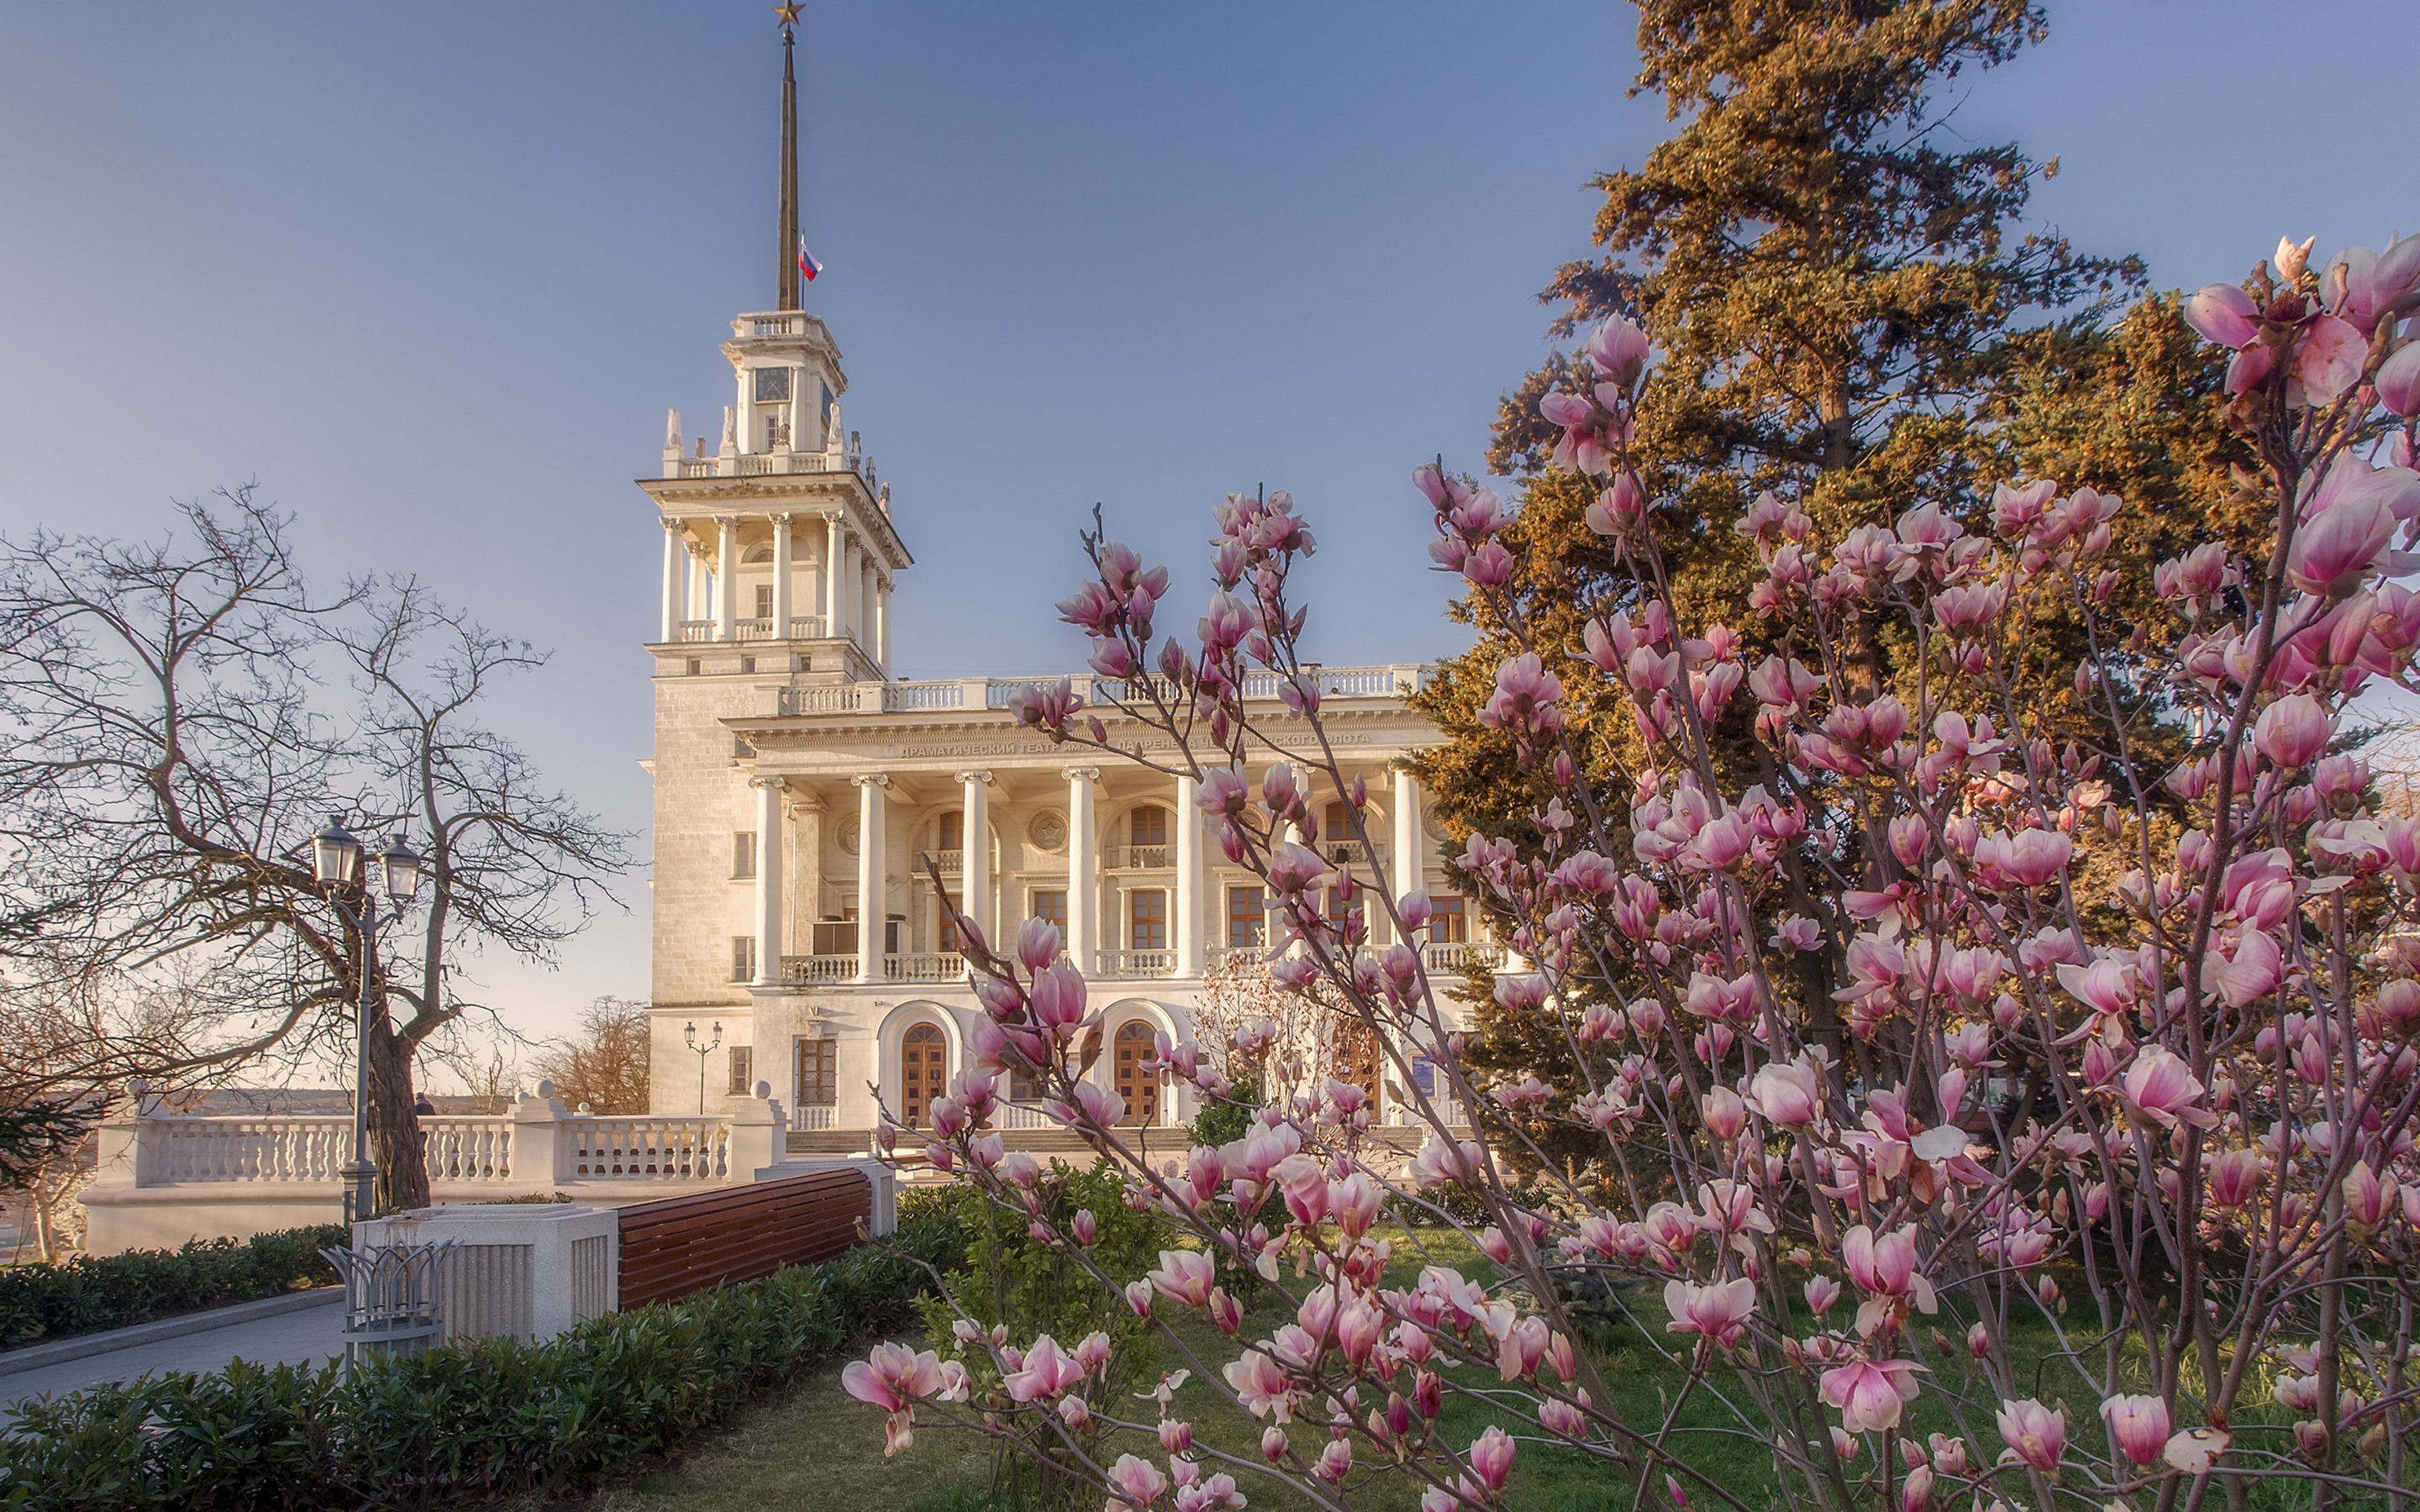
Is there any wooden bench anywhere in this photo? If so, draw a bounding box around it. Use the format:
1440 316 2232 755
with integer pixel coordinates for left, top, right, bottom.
617 1166 871 1308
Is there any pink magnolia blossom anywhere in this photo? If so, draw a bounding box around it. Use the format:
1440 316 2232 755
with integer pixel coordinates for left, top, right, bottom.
1664 1277 1756 1348
841 1341 944 1414
1149 1249 1216 1310
1821 1357 1923 1433
1003 1335 1086 1403
1466 1425 1518 1491
2207 1148 2265 1208
1805 1275 1842 1317
2294 314 2369 407
1106 1453 1170 1511
1997 1398 2069 1472
2101 1394 2171 1468
2380 339 2420 418
1223 1349 1295 1422
1749 1058 1822 1126
1586 314 1651 388
2185 283 2260 348
2122 1045 2218 1131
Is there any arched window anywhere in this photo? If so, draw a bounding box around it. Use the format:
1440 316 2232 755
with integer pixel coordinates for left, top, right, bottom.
1131 805 1168 847
900 1022 946 1128
937 811 963 851
1113 1020 1161 1126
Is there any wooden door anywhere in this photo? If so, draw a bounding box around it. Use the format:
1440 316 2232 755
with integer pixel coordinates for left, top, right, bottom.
1113 1020 1160 1126
1334 1016 1381 1105
901 1022 945 1128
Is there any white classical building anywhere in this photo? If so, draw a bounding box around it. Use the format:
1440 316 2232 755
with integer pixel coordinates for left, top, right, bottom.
634 326 1484 1141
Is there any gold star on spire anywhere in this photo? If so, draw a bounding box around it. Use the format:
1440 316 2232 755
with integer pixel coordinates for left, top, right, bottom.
774 3 802 27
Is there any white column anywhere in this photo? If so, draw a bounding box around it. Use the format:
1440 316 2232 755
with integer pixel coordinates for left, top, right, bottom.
771 512 794 641
734 367 753 453
1392 766 1423 906
824 515 848 638
659 519 683 643
1067 767 1100 971
853 774 890 984
839 535 859 644
752 776 784 984
876 580 892 670
715 517 739 641
958 770 993 952
860 557 878 656
1175 772 1203 976
687 545 708 627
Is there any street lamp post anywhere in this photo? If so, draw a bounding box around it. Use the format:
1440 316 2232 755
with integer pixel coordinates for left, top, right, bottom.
684 1020 723 1115
311 816 424 1226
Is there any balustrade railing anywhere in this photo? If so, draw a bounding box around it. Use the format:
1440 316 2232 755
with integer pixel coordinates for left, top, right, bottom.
677 620 716 643
566 1117 729 1182
758 665 1430 717
918 848 963 874
1387 1095 1467 1129
886 952 970 984
883 680 966 711
779 685 863 715
781 953 856 984
1096 948 1176 979
787 615 824 638
1421 940 1506 974
1117 845 1170 869
421 1117 512 1182
152 1116 350 1183
792 1104 838 1132
994 1102 1059 1131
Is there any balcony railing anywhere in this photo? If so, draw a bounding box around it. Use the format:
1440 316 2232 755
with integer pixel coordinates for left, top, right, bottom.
917 848 964 874
765 666 1428 719
886 953 970 984
1097 948 1176 979
1386 1095 1467 1130
780 685 864 715
995 1102 1059 1131
1420 941 1507 973
1117 845 1170 869
792 1104 838 1132
1202 945 1265 974
781 954 856 984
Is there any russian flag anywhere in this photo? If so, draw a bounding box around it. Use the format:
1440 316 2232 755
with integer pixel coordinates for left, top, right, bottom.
797 233 823 283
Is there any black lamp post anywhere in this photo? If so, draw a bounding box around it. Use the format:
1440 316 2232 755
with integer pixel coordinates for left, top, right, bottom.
684 1020 723 1114
311 816 424 1225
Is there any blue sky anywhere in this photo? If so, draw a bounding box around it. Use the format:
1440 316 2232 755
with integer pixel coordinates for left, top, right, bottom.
0 2 2408 1061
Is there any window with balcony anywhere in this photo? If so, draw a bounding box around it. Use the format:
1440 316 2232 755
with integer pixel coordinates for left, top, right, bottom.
796 1037 836 1106
1322 800 1357 863
755 585 775 619
726 1044 753 1096
1228 885 1265 948
812 918 857 956
1428 896 1468 943
1031 889 1067 932
730 936 756 982
733 832 756 879
938 811 963 851
1126 805 1168 868
1129 890 1167 953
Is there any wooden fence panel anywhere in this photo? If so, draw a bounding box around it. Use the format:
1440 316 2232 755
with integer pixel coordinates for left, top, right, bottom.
617 1167 872 1309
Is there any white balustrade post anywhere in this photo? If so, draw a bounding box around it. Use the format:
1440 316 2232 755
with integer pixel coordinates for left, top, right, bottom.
728 1080 784 1179
1067 766 1100 970
660 518 683 643
1175 772 1203 976
753 774 785 984
958 769 993 951
853 774 890 983
510 1080 571 1189
826 515 849 640
715 516 739 641
771 512 794 643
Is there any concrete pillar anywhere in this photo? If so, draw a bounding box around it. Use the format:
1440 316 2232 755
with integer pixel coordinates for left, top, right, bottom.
715 517 739 641
876 580 891 670
860 556 878 658
839 537 859 644
958 770 993 952
1067 766 1100 973
1175 772 1203 976
826 515 849 640
771 513 794 641
687 545 708 628
752 775 784 984
659 519 683 643
853 774 890 983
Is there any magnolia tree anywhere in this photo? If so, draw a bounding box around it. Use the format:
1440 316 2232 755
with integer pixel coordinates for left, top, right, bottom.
844 233 2420 1512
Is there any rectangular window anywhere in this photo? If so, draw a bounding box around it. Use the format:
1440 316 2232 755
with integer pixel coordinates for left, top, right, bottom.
885 916 902 955
940 911 962 953
796 1037 837 1106
754 366 792 402
939 811 963 850
755 585 775 618
733 832 756 879
1227 885 1266 948
731 935 757 982
1428 896 1468 943
1326 885 1362 930
686 658 701 676
765 415 790 449
1323 800 1356 861
1031 890 1067 932
727 1044 754 1096
739 656 755 675
1129 890 1167 953
1131 806 1167 847
734 735 755 759
813 918 857 956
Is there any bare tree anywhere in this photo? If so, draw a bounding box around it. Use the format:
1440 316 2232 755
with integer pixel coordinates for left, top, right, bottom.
0 490 629 1210
531 996 651 1115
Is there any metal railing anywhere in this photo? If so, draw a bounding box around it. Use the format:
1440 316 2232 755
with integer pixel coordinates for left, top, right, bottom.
1097 948 1176 979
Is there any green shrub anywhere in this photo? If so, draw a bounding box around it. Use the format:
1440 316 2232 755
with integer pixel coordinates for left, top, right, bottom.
0 1207 967 1510
0 1224 349 1350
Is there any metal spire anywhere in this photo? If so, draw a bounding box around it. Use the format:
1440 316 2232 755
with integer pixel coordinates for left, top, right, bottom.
776 3 802 311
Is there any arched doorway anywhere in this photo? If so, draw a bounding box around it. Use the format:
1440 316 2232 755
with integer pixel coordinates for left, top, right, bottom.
901 1021 946 1127
1113 1020 1161 1126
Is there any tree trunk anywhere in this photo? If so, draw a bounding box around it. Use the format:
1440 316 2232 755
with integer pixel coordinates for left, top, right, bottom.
366 1007 430 1212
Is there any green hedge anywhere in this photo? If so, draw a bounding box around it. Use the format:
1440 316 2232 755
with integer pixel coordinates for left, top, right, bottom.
0 1207 965 1510
0 1226 349 1351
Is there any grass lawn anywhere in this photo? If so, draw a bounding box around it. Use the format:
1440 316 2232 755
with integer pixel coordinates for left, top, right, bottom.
586 1224 2167 1512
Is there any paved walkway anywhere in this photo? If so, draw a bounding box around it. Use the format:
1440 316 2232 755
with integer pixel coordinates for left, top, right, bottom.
1 1293 347 1411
